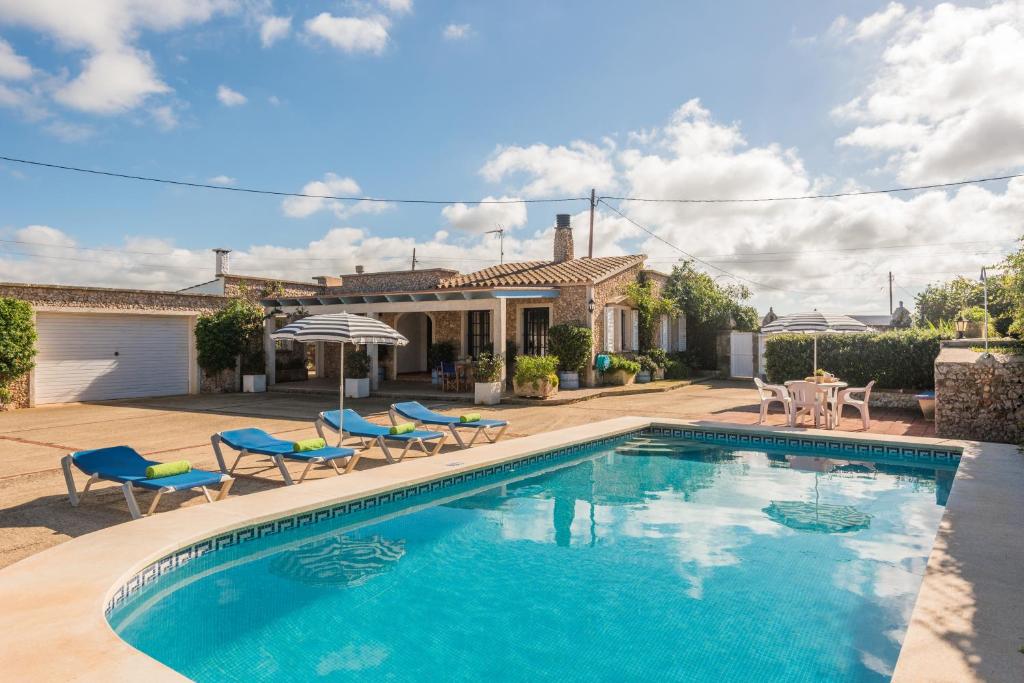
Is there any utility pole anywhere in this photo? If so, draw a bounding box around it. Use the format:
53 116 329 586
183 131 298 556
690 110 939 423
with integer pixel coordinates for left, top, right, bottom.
485 227 505 264
888 271 893 315
411 248 417 271
588 188 596 258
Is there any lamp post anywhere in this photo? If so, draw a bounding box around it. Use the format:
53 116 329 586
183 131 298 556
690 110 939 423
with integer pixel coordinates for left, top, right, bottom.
955 314 967 339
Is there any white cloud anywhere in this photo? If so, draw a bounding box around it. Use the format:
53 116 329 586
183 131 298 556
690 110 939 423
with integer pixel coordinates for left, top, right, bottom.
378 0 412 14
443 23 470 41
44 119 95 142
208 175 236 185
268 94 281 106
304 13 390 54
54 49 170 114
480 140 617 197
259 15 291 47
850 2 906 42
150 104 178 130
441 197 527 233
280 173 394 219
216 84 247 106
0 38 31 79
833 1 1024 182
0 0 233 116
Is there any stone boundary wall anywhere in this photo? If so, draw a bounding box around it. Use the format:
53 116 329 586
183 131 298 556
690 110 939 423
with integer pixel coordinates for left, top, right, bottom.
935 347 1024 443
329 269 458 294
223 276 323 301
0 282 227 313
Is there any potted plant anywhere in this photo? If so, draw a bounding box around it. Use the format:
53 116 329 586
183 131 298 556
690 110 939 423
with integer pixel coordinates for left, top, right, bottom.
635 354 657 384
428 341 455 385
603 354 640 386
473 352 504 405
807 368 836 384
547 323 592 390
513 355 560 399
344 347 371 398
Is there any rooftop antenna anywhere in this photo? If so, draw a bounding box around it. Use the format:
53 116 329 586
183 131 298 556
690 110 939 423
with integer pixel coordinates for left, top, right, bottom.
485 226 505 264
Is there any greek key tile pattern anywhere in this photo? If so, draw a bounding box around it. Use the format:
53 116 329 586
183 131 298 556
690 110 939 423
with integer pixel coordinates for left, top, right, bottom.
106 426 961 616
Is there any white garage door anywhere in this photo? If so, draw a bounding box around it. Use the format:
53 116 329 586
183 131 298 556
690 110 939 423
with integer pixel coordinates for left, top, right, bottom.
35 313 190 404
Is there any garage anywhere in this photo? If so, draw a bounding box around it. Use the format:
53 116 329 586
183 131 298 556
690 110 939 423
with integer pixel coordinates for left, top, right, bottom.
34 312 192 404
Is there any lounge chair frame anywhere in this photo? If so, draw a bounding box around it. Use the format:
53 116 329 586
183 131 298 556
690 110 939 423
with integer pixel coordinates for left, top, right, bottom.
316 413 446 464
387 405 509 449
60 454 234 520
210 433 360 485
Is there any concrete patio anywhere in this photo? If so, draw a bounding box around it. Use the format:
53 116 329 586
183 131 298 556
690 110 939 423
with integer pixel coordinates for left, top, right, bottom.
0 379 933 568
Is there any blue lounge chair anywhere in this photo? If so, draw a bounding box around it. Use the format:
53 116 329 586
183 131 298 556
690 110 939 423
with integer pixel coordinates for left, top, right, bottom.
211 428 359 485
316 409 447 463
388 401 510 448
61 446 234 520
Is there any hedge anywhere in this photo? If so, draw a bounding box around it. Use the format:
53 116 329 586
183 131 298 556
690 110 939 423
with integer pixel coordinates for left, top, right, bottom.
764 329 942 390
0 298 37 405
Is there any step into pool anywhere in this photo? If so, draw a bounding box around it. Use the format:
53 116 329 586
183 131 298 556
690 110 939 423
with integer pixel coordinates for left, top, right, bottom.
108 429 958 682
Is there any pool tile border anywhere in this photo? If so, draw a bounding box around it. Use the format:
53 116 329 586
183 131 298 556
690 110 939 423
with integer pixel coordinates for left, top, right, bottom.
105 425 962 617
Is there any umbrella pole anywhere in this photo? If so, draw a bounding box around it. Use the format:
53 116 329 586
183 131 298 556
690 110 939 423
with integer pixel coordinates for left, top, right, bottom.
338 343 345 447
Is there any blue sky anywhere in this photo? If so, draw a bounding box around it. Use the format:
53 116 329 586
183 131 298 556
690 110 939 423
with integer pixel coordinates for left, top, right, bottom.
0 1 1021 314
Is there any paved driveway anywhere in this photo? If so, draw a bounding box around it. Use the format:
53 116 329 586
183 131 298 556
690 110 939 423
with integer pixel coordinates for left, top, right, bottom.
0 380 930 568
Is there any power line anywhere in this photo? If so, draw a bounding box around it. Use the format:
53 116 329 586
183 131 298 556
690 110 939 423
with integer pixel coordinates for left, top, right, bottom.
0 155 587 205
600 173 1024 203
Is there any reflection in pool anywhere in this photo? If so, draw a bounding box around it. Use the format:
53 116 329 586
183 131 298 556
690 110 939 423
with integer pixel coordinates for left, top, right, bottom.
111 435 954 682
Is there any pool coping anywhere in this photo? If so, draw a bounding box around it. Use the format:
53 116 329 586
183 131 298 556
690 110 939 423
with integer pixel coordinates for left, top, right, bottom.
0 418 1018 682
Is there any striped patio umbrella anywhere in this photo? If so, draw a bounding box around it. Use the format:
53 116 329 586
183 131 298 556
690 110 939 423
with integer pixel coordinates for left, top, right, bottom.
271 313 408 418
761 312 869 375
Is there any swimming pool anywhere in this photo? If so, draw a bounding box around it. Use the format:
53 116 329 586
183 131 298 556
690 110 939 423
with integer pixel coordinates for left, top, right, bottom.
108 428 958 682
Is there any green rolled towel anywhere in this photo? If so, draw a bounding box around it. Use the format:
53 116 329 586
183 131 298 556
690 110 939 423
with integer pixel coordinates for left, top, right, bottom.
390 422 416 435
145 460 191 479
293 438 326 452
459 413 482 423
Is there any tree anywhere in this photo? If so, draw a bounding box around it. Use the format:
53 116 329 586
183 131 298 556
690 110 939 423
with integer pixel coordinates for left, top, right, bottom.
0 298 37 405
625 276 679 351
915 274 1015 335
195 298 266 374
1005 237 1024 337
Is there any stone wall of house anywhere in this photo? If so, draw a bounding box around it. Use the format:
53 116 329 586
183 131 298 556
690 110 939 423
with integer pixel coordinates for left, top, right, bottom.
224 276 323 302
200 368 238 394
1 374 30 411
0 283 227 313
505 285 590 354
935 347 1024 443
591 264 644 355
329 269 459 294
432 311 462 353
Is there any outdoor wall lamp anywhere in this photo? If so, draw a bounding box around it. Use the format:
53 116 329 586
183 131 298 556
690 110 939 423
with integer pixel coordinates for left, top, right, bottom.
588 298 596 314
955 314 967 339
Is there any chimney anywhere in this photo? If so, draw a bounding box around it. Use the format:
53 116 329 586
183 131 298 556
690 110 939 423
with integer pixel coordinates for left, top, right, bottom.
553 214 574 263
314 275 343 287
355 265 365 274
213 248 231 277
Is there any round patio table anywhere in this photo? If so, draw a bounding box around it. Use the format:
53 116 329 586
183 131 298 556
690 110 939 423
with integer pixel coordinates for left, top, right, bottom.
784 380 848 428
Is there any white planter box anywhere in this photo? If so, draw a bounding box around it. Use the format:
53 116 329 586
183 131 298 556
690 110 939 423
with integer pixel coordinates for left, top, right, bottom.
344 377 370 398
242 374 266 393
474 381 502 405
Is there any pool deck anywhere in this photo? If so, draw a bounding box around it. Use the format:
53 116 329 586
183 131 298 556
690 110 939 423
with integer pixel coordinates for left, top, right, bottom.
0 418 1019 682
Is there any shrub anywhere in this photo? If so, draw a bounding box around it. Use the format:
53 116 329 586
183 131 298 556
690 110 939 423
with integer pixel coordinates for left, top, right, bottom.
0 298 37 405
635 354 659 373
606 354 641 375
764 329 943 390
427 341 456 368
344 348 371 379
645 348 669 369
195 299 265 374
547 324 593 373
664 351 696 379
474 352 504 383
514 355 560 390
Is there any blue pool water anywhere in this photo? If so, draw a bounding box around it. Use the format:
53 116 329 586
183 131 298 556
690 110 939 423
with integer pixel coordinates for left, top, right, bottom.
110 433 955 682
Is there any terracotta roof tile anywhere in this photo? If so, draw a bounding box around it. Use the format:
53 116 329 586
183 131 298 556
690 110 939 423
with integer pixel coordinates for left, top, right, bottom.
438 255 645 288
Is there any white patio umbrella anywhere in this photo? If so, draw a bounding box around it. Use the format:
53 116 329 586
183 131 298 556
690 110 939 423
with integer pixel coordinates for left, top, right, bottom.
271 313 408 418
761 312 869 375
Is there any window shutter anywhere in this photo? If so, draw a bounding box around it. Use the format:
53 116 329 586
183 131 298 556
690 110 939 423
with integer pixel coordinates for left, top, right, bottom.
604 308 615 352
631 310 639 350
677 316 687 351
660 314 669 350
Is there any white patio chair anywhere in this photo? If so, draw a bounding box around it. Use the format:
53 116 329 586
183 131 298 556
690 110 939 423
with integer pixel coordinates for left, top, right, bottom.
836 380 876 430
753 377 791 425
788 381 833 429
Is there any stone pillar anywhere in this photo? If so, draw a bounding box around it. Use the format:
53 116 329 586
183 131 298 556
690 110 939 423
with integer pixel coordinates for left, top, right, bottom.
367 311 380 390
264 315 276 386
314 341 325 378
492 298 507 381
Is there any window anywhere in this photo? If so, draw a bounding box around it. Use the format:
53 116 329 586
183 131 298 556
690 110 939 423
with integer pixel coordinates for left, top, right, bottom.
466 310 491 359
523 308 550 356
620 310 627 351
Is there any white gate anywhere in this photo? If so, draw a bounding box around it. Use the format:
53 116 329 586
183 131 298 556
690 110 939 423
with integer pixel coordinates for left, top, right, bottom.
729 331 754 378
757 333 768 379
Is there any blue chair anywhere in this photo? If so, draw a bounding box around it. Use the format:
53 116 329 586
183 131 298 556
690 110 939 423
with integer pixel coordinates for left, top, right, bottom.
61 446 234 520
389 401 510 448
316 409 447 463
211 428 359 485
